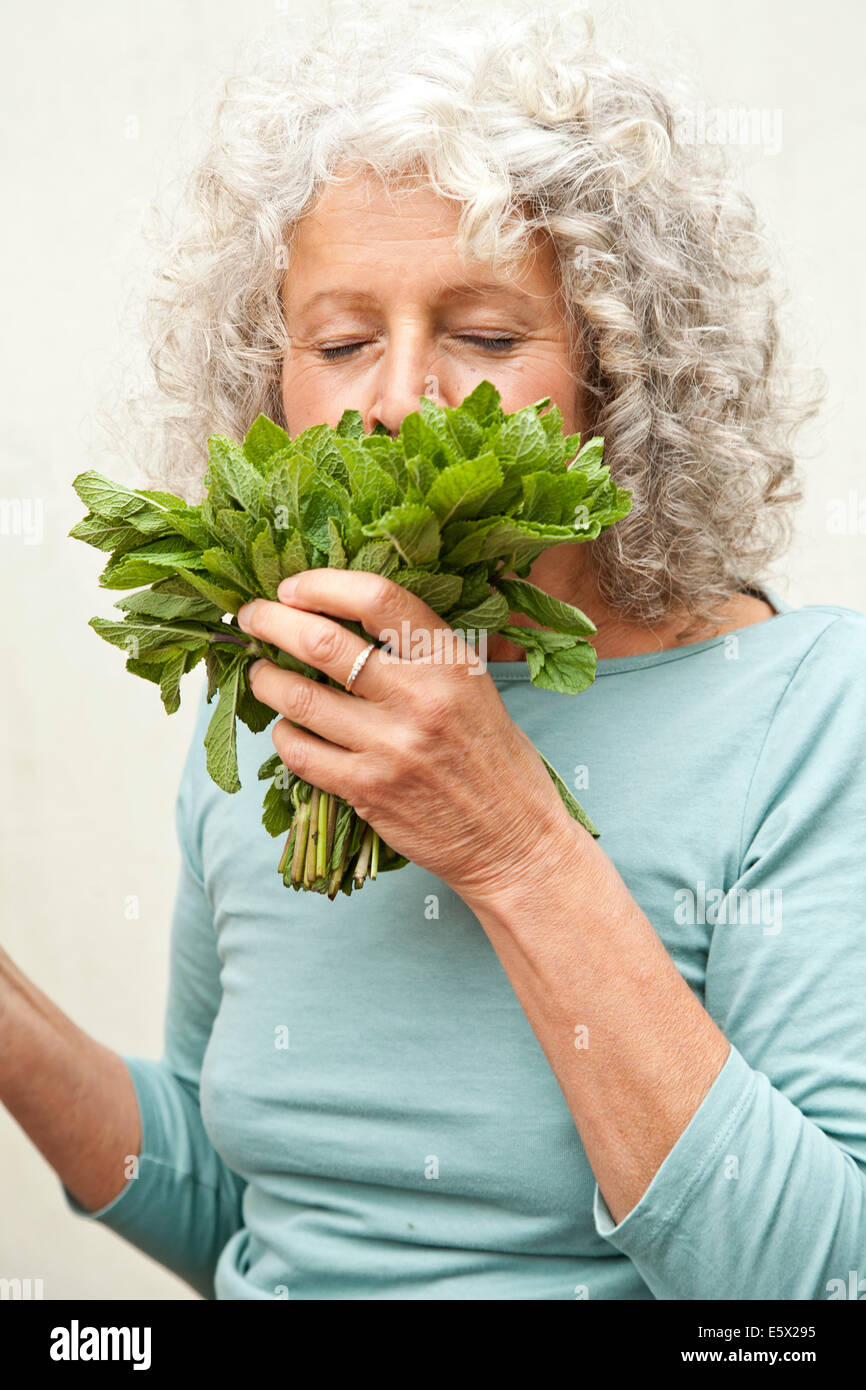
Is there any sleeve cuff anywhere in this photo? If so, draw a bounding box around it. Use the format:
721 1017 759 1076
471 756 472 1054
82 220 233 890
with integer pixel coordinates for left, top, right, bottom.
593 1041 758 1254
60 1055 167 1226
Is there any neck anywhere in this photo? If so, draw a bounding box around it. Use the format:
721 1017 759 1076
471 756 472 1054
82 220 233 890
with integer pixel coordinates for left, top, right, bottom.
485 545 754 662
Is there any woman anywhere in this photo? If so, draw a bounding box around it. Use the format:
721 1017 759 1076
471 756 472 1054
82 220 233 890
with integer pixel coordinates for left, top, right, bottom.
6 0 866 1300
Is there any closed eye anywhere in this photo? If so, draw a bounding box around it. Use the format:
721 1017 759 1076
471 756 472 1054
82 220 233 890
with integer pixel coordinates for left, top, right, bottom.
317 335 519 362
318 343 366 361
459 335 519 353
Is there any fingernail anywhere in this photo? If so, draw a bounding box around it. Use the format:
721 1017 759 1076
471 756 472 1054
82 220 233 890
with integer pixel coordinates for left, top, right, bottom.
237 600 261 629
248 658 266 680
277 575 301 602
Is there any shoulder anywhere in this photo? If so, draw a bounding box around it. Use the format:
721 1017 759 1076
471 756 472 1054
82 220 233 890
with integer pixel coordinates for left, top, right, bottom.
759 602 866 691
741 603 866 821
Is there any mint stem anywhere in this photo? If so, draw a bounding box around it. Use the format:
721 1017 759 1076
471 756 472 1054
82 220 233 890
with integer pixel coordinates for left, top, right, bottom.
207 632 262 655
290 803 310 884
353 823 374 888
316 791 329 879
277 827 293 876
304 788 321 885
327 837 349 899
325 794 338 863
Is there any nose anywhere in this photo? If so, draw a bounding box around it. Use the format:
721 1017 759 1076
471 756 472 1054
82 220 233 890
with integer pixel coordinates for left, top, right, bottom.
366 376 435 437
363 337 448 436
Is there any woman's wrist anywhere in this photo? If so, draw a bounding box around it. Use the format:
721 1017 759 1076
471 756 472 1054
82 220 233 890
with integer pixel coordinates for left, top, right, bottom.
457 810 595 928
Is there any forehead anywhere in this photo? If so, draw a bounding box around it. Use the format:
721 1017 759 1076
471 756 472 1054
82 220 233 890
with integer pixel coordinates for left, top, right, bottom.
283 166 560 310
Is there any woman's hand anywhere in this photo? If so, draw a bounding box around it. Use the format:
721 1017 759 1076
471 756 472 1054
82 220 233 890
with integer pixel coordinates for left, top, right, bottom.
236 568 586 908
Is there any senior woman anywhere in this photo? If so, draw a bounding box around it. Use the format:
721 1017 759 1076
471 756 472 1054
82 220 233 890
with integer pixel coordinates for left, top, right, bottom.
5 2 866 1301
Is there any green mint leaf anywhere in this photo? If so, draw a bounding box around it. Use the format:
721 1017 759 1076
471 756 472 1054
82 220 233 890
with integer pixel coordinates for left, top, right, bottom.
205 646 224 702
337 444 401 523
568 436 605 473
257 752 284 781
417 395 463 467
398 410 455 471
363 436 408 493
448 589 510 632
300 477 352 552
393 568 463 613
335 409 365 438
124 508 181 539
89 616 210 656
407 455 438 498
98 540 203 589
181 569 246 615
341 512 365 560
327 517 347 569
439 403 484 459
424 451 504 525
277 529 309 578
499 625 597 694
203 657 244 793
536 750 599 837
205 436 263 516
72 472 148 521
456 378 504 426
292 425 351 489
455 562 493 608
443 516 596 571
493 577 597 636
520 471 568 525
158 650 188 714
160 510 213 550
262 779 296 836
243 414 291 471
362 502 441 566
267 453 317 531
348 540 400 576
493 407 549 474
115 589 223 622
237 664 276 734
69 514 153 556
200 547 257 596
215 507 256 555
125 655 171 686
250 522 283 598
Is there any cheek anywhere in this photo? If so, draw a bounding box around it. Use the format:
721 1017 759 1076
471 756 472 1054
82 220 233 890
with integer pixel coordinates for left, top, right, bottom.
281 359 347 434
495 348 582 433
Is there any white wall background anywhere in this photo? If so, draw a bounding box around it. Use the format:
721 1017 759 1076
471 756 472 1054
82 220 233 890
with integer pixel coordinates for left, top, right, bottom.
1 0 863 1300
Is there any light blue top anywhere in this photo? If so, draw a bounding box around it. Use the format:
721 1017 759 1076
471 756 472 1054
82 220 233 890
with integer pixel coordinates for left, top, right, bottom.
64 587 866 1300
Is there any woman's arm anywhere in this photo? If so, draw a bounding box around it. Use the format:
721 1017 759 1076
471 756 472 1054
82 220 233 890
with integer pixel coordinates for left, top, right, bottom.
51 691 247 1298
0 945 142 1211
465 611 866 1299
239 573 866 1299
464 830 732 1226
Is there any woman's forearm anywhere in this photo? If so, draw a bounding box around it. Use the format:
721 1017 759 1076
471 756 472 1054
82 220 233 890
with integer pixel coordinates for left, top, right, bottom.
0 945 141 1212
464 825 731 1226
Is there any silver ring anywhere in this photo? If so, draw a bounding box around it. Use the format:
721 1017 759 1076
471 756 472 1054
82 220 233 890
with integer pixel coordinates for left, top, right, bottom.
344 641 376 694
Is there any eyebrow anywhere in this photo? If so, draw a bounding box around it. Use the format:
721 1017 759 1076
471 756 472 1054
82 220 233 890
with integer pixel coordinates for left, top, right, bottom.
294 282 533 315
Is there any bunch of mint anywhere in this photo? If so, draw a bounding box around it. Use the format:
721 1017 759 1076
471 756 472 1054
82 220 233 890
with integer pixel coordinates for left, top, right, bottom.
71 380 631 898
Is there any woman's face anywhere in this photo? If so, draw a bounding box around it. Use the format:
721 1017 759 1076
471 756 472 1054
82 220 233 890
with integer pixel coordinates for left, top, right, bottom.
280 167 582 437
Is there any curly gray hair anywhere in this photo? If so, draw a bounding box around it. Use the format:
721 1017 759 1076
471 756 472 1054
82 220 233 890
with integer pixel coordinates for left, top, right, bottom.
120 0 822 630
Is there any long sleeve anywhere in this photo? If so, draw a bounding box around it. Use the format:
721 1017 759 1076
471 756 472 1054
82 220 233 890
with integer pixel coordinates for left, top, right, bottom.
62 698 247 1299
592 610 866 1299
